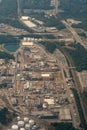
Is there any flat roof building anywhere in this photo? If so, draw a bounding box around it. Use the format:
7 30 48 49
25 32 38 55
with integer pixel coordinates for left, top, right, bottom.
22 41 34 46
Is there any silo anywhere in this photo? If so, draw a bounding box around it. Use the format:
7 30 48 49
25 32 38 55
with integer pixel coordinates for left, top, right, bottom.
11 125 18 130
18 121 24 127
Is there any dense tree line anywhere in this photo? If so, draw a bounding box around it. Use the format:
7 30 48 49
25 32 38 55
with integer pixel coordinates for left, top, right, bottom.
52 123 78 130
0 0 33 32
0 0 17 17
64 43 87 71
0 18 33 32
0 51 14 59
0 108 12 124
59 0 87 30
22 0 54 10
40 41 64 53
0 35 19 44
71 88 87 129
45 123 78 130
44 16 65 30
72 19 87 31
59 0 87 19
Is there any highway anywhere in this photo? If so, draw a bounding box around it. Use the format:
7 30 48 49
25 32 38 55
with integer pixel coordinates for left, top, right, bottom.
62 20 87 49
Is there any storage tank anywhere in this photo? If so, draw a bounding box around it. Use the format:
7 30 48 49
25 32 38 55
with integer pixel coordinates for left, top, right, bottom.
25 124 31 129
43 103 48 109
18 121 24 127
12 125 18 130
29 119 34 126
32 125 37 130
24 117 29 123
19 128 25 130
17 116 21 121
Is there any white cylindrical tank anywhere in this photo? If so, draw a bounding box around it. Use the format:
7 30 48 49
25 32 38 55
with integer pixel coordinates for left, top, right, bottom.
17 116 21 121
43 103 47 109
25 124 31 129
32 125 37 130
29 119 34 126
18 121 24 127
12 125 18 130
19 128 25 130
24 117 29 123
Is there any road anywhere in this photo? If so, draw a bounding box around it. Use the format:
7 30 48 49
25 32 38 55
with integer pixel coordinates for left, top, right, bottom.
53 49 81 128
55 0 59 15
62 20 87 49
61 48 87 130
61 19 87 122
68 56 87 122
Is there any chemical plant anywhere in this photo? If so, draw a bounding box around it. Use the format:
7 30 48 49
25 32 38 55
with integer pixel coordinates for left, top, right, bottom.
0 38 80 130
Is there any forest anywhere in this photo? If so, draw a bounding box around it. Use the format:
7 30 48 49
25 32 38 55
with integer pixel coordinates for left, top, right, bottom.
0 0 17 18
22 0 53 10
71 88 87 129
0 35 19 43
0 108 11 124
64 43 87 72
0 51 14 59
40 41 64 53
52 123 78 130
59 0 87 19
59 0 87 30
